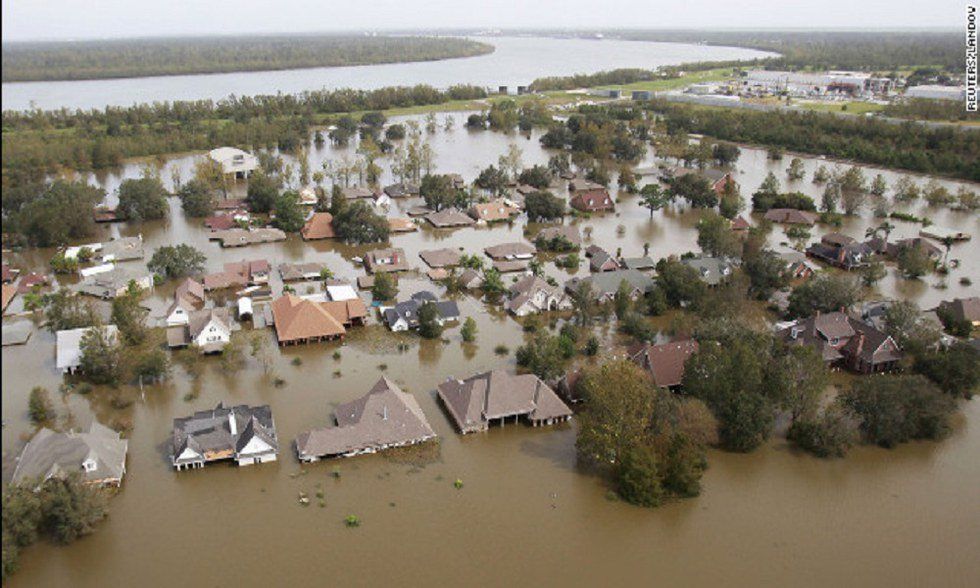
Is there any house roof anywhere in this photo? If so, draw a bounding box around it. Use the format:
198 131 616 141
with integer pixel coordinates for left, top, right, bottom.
212 228 286 247
341 186 376 199
365 248 409 273
270 295 346 343
175 278 205 303
939 297 980 323
470 199 518 222
568 178 603 192
388 218 417 233
731 215 751 230
629 340 699 388
457 268 483 288
295 377 436 459
620 257 656 271
383 182 420 198
208 147 258 175
278 262 328 281
2 284 16 312
437 370 572 432
188 307 232 340
426 208 476 228
570 190 614 212
536 225 582 247
321 299 368 325
505 275 564 314
419 248 462 268
301 212 335 240
56 326 119 371
590 250 620 272
172 403 277 465
12 422 127 486
484 242 536 260
565 269 655 298
764 208 817 225
681 256 734 286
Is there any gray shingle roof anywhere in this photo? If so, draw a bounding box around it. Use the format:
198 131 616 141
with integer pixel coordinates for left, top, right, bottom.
12 422 127 487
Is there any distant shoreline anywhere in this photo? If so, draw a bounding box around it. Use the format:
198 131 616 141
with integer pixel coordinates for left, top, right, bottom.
0 35 495 83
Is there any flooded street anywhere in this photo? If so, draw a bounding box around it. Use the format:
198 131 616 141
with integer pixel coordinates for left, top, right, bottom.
2 114 979 586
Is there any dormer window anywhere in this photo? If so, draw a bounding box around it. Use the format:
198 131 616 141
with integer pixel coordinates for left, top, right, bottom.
82 458 97 473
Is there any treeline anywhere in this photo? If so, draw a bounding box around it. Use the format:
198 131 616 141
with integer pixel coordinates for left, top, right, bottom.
882 99 980 123
1 84 486 189
1 35 493 82
612 30 964 72
644 100 980 182
528 59 763 92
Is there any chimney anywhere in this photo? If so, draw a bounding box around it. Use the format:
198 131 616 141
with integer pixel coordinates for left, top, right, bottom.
228 412 238 436
382 405 388 421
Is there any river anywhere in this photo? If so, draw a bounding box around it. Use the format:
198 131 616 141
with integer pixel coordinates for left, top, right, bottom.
2 111 979 586
0 36 774 111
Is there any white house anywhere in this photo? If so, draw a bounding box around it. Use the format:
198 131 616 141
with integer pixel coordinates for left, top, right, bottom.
56 326 119 374
208 147 259 179
172 404 278 470
504 275 571 316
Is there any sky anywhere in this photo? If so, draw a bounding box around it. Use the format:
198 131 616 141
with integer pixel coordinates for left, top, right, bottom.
2 0 967 42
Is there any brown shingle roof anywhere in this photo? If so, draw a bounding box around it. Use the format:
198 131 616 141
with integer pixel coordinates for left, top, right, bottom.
763 209 817 226
270 295 345 343
629 340 699 388
301 212 335 240
437 370 571 433
570 189 614 212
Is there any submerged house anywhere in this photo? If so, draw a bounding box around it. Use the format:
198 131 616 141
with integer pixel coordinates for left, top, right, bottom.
629 339 700 390
382 291 460 332
76 268 153 299
777 311 903 374
208 147 258 179
504 275 571 316
570 189 614 213
12 422 128 488
806 233 871 270
365 248 410 274
172 403 279 470
682 256 735 286
56 326 119 374
437 370 573 434
270 294 358 345
764 208 818 226
565 269 656 303
166 307 233 354
301 212 335 240
426 208 476 229
484 242 536 261
469 199 519 223
295 377 436 461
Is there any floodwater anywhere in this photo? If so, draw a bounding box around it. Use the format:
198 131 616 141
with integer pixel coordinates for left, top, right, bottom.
2 114 979 587
0 36 774 111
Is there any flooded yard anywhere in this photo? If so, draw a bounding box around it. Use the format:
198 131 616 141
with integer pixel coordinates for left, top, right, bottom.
2 114 979 587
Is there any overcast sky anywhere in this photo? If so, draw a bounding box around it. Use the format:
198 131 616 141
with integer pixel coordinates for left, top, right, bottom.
2 0 966 42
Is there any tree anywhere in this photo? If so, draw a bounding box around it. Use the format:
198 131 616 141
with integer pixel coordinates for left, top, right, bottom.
758 172 781 196
419 173 457 212
743 250 789 299
575 360 714 506
812 165 830 184
896 245 933 279
639 183 670 218
787 404 855 458
116 176 168 222
617 165 637 193
718 180 743 220
838 166 868 215
178 179 214 217
12 181 104 247
669 174 717 208
417 302 444 339
655 259 706 308
332 200 389 244
870 174 888 197
385 124 406 141
821 180 841 213
498 144 524 179
696 212 741 258
132 347 170 382
766 344 828 424
28 386 54 424
474 165 509 196
523 190 565 222
42 290 99 332
461 317 477 342
515 332 568 381
79 326 123 385
787 274 859 318
860 260 887 287
893 176 920 202
682 338 775 452
882 300 939 354
481 268 505 298
245 171 280 213
913 342 980 399
518 165 551 190
111 289 147 345
147 244 206 279
712 142 740 166
272 191 305 233
371 272 397 302
841 375 955 447
38 473 108 544
786 158 806 181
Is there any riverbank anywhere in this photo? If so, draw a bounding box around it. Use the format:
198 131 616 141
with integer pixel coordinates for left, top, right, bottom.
1 36 495 82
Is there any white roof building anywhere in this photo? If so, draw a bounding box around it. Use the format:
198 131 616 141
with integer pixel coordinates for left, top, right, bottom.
56 325 119 374
904 85 967 101
208 147 259 177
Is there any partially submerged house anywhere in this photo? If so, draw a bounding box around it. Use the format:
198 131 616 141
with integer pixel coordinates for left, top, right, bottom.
365 248 410 274
12 422 128 488
535 225 582 249
764 208 818 226
387 218 417 233
565 269 656 303
806 233 871 270
503 275 571 316
279 262 328 282
208 147 258 179
682 256 735 286
172 403 278 470
777 311 903 373
457 268 484 290
203 260 270 291
295 377 437 461
568 178 604 193
437 370 572 434
419 248 462 269
167 307 233 353
662 166 736 196
426 208 477 229
270 294 353 345
590 249 621 273
937 297 980 327
469 199 519 224
56 326 119 374
382 291 460 332
484 242 535 261
383 182 420 198
76 268 152 299
570 189 614 213
301 212 335 240
867 237 942 262
629 340 700 390
340 186 377 200
211 228 286 248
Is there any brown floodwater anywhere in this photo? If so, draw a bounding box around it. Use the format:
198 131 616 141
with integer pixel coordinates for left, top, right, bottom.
2 114 979 587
